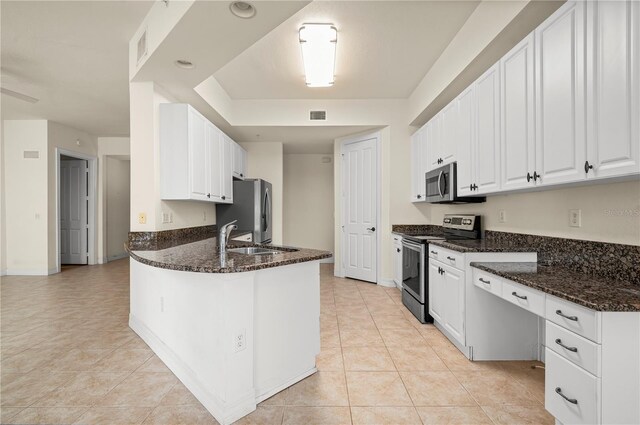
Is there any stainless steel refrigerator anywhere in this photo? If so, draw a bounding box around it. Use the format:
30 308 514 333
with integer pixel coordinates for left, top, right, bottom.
216 179 272 243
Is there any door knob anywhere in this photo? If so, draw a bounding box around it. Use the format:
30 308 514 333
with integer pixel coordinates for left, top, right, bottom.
396 248 401 253
366 227 376 232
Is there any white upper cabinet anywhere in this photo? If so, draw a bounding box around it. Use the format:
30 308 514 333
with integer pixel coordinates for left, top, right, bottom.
500 33 537 191
474 64 502 194
440 102 458 166
585 0 640 179
535 0 587 187
232 142 247 179
456 85 475 197
410 127 427 202
160 103 236 204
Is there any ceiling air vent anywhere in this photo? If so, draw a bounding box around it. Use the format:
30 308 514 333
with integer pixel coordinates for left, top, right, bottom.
309 110 327 121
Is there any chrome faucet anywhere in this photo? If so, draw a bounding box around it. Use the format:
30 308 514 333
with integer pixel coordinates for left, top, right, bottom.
219 220 238 256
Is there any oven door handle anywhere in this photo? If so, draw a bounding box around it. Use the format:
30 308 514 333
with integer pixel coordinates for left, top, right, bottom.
437 171 444 198
401 239 423 252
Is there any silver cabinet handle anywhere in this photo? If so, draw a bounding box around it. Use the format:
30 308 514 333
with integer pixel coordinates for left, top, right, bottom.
555 338 578 353
478 278 490 285
512 291 527 300
446 256 455 261
430 250 438 255
555 387 578 405
556 310 578 321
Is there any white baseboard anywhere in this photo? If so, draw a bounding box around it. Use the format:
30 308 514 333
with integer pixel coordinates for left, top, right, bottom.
5 267 57 276
377 277 396 288
129 315 256 425
0 269 6 277
107 252 128 262
319 256 334 264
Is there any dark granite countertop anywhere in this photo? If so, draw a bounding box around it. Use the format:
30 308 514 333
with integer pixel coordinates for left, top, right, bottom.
471 262 640 312
128 237 332 274
429 239 537 253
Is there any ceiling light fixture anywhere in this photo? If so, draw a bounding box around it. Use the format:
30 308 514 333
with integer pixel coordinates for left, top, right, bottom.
230 1 256 19
174 59 194 69
299 24 337 87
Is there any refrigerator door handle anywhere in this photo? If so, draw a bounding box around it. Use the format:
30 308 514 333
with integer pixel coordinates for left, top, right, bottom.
263 187 271 232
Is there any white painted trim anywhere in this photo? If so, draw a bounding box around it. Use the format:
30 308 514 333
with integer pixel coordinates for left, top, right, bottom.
130 314 256 425
56 148 98 273
377 278 396 288
339 130 382 284
255 367 316 404
319 257 334 264
107 252 129 262
0 270 6 277
6 267 58 276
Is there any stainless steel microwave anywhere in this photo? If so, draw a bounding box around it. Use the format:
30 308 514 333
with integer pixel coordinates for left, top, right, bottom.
424 162 485 204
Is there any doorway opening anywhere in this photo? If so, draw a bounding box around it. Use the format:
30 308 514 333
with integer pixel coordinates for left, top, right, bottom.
56 148 97 272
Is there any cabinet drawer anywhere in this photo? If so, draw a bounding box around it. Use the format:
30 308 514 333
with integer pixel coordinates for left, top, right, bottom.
472 268 502 296
428 247 463 270
545 349 600 425
546 321 600 377
546 296 599 343
501 280 545 316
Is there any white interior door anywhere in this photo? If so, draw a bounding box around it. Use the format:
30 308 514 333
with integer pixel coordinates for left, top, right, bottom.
60 159 88 265
342 137 377 283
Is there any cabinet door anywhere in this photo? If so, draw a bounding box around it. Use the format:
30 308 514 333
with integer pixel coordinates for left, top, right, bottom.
232 142 247 179
410 129 424 202
474 64 501 194
188 109 209 201
206 123 222 201
428 261 444 323
427 114 442 171
535 1 586 186
440 102 457 165
501 33 537 190
442 264 465 346
393 241 403 286
221 134 234 203
456 86 475 196
586 0 640 179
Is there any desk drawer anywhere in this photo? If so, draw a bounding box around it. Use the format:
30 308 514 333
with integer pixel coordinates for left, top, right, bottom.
545 349 600 425
546 321 600 377
501 280 545 317
546 296 599 343
472 268 502 296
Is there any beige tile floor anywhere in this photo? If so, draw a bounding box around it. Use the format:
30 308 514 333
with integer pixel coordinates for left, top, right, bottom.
0 260 553 425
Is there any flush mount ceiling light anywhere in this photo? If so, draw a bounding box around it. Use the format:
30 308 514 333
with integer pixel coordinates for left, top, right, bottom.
230 1 256 19
174 59 194 69
299 23 337 87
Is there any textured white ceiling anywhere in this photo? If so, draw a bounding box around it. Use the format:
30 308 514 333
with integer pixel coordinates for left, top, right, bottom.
1 1 152 136
214 1 479 100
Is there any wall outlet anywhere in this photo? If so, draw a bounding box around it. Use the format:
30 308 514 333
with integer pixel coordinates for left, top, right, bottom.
138 212 147 224
234 329 246 352
161 212 173 224
203 211 207 222
499 210 507 223
569 209 582 227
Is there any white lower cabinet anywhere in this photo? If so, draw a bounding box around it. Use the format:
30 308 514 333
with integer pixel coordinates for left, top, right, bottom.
392 235 403 286
429 254 465 346
545 349 600 425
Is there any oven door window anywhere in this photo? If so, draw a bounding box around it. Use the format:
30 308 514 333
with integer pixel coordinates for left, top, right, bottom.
402 244 424 302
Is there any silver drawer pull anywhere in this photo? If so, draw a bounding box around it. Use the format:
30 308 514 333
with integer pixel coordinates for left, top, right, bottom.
446 256 456 261
478 278 491 285
430 250 438 255
555 387 578 405
556 310 578 321
512 291 527 300
555 338 578 353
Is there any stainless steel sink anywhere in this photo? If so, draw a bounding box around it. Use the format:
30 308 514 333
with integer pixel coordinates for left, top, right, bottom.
226 247 282 255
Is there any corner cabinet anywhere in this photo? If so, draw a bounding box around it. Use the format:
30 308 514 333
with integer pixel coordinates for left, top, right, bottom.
233 142 247 180
410 127 427 202
160 103 235 204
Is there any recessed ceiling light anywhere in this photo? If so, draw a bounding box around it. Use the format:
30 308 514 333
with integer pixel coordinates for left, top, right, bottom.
230 1 256 19
174 59 194 69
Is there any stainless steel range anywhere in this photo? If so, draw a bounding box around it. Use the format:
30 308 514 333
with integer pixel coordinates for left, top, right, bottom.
401 214 481 323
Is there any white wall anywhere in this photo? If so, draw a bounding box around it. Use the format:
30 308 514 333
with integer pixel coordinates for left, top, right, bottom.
0 119 6 275
3 120 49 274
106 157 131 259
129 82 217 232
283 154 334 253
240 142 284 245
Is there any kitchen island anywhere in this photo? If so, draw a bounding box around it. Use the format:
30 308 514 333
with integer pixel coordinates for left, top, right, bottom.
128 237 331 425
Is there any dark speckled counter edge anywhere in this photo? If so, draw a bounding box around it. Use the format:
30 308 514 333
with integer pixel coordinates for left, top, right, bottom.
128 225 218 251
470 262 640 312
